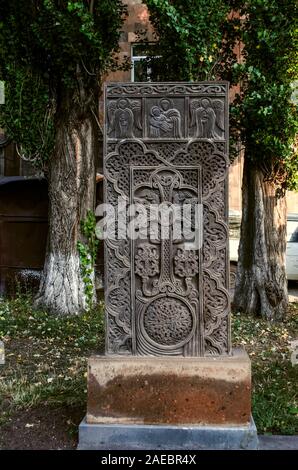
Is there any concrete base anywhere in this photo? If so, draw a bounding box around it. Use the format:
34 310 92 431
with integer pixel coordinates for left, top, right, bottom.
78 416 259 450
259 435 298 450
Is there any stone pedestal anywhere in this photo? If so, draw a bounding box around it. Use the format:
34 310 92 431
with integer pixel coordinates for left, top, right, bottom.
78 348 258 449
78 82 258 450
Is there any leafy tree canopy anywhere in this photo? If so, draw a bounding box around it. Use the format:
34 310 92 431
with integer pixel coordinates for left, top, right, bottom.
0 0 127 169
233 0 298 192
144 0 298 190
143 0 239 83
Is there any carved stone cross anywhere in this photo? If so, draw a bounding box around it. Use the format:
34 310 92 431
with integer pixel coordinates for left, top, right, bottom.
104 82 230 357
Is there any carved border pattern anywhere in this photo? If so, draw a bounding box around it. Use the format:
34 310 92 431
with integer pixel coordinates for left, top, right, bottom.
104 83 230 356
107 83 227 96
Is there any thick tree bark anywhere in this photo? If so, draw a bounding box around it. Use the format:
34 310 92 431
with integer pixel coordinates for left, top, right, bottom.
35 90 98 315
233 156 288 321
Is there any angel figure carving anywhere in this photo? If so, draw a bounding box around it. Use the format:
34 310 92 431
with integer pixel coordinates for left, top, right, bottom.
190 98 224 139
107 98 142 138
149 98 182 138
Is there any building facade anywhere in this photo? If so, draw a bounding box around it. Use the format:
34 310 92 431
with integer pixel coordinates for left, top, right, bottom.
102 0 298 214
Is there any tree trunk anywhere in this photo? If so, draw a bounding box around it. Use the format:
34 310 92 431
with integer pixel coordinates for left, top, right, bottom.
35 94 98 315
233 156 288 321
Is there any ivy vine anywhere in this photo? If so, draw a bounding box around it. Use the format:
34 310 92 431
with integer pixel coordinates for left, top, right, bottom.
0 0 128 171
77 210 99 311
143 0 298 191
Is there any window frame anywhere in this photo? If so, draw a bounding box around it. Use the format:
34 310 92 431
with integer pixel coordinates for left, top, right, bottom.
131 43 160 82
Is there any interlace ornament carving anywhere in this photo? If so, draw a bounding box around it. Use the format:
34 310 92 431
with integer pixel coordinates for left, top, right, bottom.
107 83 227 96
104 82 230 357
207 248 226 284
135 245 160 278
146 142 185 163
208 189 225 217
174 249 199 277
172 141 228 199
108 315 132 354
203 270 230 355
143 297 193 346
205 318 229 355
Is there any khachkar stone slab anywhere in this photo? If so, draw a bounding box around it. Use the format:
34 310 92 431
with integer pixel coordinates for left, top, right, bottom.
104 82 230 357
78 82 258 450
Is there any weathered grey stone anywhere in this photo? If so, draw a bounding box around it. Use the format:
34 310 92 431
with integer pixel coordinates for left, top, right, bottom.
78 82 257 451
78 417 259 450
258 435 298 450
104 82 230 357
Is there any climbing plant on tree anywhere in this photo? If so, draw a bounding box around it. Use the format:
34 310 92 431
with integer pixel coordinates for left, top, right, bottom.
143 0 240 85
144 0 298 320
232 0 298 320
0 0 127 315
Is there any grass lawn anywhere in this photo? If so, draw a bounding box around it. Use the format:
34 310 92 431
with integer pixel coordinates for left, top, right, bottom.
233 303 298 435
0 294 297 449
0 295 105 449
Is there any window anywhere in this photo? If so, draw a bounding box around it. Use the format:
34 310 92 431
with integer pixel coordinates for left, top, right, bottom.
131 44 159 82
0 133 37 177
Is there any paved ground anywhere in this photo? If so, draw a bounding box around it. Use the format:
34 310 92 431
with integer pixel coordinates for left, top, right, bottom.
258 435 298 450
